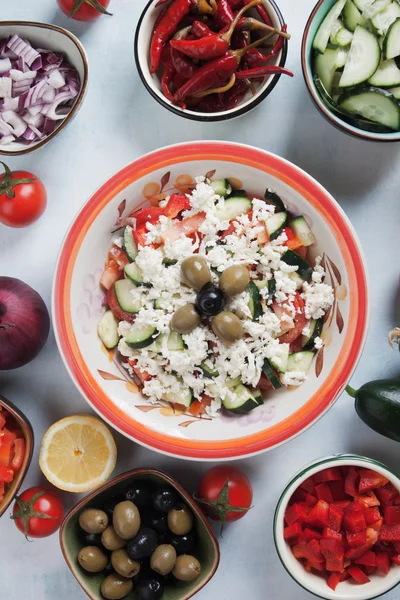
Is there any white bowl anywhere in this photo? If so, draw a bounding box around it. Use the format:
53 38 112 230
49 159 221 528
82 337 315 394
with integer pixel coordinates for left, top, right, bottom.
134 0 288 122
274 454 400 600
0 21 89 156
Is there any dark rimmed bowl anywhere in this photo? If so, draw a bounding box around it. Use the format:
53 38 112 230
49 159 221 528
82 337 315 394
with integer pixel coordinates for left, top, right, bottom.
0 21 89 156
0 394 34 518
60 468 220 600
134 0 288 122
301 0 400 142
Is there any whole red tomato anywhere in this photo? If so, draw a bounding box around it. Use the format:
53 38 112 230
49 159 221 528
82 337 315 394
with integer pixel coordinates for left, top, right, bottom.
11 486 64 539
197 466 253 529
0 162 46 228
57 0 112 21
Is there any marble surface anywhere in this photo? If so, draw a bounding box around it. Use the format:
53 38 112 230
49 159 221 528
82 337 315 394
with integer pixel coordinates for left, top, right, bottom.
1 0 400 598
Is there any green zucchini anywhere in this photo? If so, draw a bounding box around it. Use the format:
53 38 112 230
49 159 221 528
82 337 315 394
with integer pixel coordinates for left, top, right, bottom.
347 380 400 442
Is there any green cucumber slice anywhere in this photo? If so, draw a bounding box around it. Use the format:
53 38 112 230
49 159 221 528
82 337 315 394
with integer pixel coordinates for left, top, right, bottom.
331 25 354 46
262 360 283 389
264 189 285 212
368 58 400 85
338 87 400 129
269 344 289 374
123 226 138 261
383 18 400 59
339 26 381 87
210 178 231 197
114 280 142 313
200 361 219 378
289 271 305 290
287 351 315 373
290 216 316 247
336 47 350 68
162 258 178 266
124 262 152 287
215 197 252 221
126 324 159 349
313 0 348 53
362 0 391 19
302 319 323 350
343 0 365 32
372 2 400 35
281 250 313 282
266 212 287 240
387 85 400 97
222 385 259 414
98 310 120 349
353 0 375 10
248 281 263 321
314 47 340 94
164 388 193 408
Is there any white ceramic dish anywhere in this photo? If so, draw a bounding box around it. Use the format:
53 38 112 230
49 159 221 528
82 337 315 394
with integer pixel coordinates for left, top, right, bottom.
274 454 400 600
0 21 88 156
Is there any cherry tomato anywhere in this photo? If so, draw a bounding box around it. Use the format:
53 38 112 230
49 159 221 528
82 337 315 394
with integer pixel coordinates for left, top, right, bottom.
57 0 111 21
12 486 64 539
0 162 46 228
197 466 253 528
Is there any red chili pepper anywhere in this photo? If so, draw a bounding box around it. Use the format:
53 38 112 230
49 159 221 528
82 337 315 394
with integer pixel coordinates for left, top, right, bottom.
191 20 215 37
269 23 287 58
155 0 171 6
236 65 293 79
173 70 189 89
171 27 198 78
231 29 250 49
224 79 247 108
227 0 243 7
243 46 268 68
162 63 176 100
214 0 234 28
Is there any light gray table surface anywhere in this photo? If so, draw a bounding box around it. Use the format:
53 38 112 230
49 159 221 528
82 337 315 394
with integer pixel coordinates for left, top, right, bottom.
1 0 400 598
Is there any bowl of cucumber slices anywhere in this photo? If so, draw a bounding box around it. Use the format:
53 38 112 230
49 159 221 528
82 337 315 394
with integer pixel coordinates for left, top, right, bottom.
302 0 400 141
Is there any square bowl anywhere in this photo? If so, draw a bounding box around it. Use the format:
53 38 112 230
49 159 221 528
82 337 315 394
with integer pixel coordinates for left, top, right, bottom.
60 468 220 600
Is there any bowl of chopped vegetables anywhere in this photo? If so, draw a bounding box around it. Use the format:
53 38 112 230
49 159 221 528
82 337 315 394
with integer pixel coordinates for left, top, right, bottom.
134 0 292 121
302 0 400 141
0 394 34 518
53 141 368 461
0 21 88 155
274 454 400 599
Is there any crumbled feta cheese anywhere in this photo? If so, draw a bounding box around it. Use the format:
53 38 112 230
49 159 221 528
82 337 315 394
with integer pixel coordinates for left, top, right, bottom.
113 236 124 248
302 281 334 320
314 336 323 350
280 371 308 386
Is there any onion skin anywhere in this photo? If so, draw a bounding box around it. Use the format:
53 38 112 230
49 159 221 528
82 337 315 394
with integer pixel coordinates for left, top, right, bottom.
0 277 50 370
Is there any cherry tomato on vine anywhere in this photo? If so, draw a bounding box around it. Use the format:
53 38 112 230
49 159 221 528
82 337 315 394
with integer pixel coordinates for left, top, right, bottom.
57 0 112 21
0 162 47 228
11 486 64 539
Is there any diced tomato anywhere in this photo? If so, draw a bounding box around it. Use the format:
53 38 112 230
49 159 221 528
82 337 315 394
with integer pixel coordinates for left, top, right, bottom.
345 467 360 497
327 571 341 591
0 412 6 430
379 524 400 542
10 438 25 472
285 502 309 526
300 476 316 495
0 441 12 468
286 237 304 252
391 554 400 566
347 565 370 584
160 212 206 244
322 527 342 542
100 259 122 290
315 468 343 483
278 293 307 345
375 482 399 505
0 466 14 483
163 194 191 219
132 207 165 228
296 246 308 260
354 551 377 567
300 528 322 543
305 500 330 530
364 507 383 526
347 530 367 548
316 483 334 504
356 491 380 508
344 511 367 533
107 285 136 323
257 373 274 391
283 227 294 240
127 359 152 385
328 505 344 532
320 538 344 572
329 480 347 501
284 522 303 543
108 244 130 268
358 469 389 494
257 224 269 246
376 551 391 574
188 395 212 416
0 428 17 444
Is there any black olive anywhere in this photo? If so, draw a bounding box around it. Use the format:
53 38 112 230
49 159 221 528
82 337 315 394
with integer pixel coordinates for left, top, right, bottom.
195 283 225 317
102 495 125 519
168 532 196 555
138 578 164 600
151 486 178 513
124 480 153 509
126 528 159 560
80 531 103 547
103 561 114 576
147 513 169 535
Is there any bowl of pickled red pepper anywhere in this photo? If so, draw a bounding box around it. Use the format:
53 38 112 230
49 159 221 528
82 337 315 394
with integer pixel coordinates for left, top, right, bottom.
0 394 33 518
135 0 292 121
274 455 400 600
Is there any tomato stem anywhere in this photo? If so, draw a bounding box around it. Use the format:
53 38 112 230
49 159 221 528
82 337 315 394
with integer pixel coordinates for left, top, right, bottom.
10 489 57 541
194 479 252 534
69 0 112 17
0 161 37 199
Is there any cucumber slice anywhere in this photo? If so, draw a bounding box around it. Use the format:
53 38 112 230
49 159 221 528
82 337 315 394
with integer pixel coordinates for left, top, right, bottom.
164 388 193 408
281 250 313 282
339 26 381 87
302 319 323 350
123 226 138 261
126 323 159 349
336 47 350 68
372 2 400 35
313 0 348 53
343 0 365 32
383 18 400 59
249 387 263 403
339 87 400 129
215 197 252 221
314 47 340 94
330 18 345 42
269 344 290 374
210 178 231 197
289 271 304 290
227 189 246 198
387 85 400 97
362 0 391 19
266 212 287 240
290 216 316 247
248 281 263 321
154 294 171 310
353 0 375 10
98 310 120 349
124 262 151 287
114 280 142 314
264 189 286 212
207 376 242 396
222 385 259 414
262 360 283 389
254 279 276 301
200 361 219 378
331 25 354 46
287 351 315 373
368 58 400 85
149 331 184 353
162 258 178 266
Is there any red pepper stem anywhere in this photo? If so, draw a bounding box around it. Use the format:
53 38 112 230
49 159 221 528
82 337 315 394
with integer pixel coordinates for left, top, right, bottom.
173 25 192 40
239 17 291 38
195 0 218 14
236 65 294 79
232 31 275 61
221 0 262 43
193 73 236 97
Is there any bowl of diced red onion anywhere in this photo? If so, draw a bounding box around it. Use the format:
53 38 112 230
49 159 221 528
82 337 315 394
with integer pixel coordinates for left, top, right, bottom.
0 21 88 155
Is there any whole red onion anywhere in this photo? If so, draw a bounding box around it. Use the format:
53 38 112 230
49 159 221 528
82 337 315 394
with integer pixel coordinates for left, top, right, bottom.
0 277 50 370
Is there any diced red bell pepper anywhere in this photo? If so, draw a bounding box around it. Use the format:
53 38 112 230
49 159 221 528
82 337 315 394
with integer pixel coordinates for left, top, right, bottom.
283 226 294 240
376 551 391 574
329 479 347 501
356 491 380 508
0 441 12 468
364 565 376 575
300 476 316 494
308 539 324 562
368 517 383 533
344 511 367 533
304 494 318 508
347 565 370 584
316 483 334 504
305 500 330 529
292 541 324 568
364 506 383 526
0 466 14 483
284 522 303 543
332 500 351 510
322 527 342 542
358 469 389 494
384 506 400 526
314 468 343 483
394 496 400 506
160 212 206 244
344 467 360 497
379 524 400 542
340 570 350 582
327 571 341 591
163 194 191 219
394 542 400 552
328 505 344 532
375 482 399 506
9 438 25 472
346 530 367 548
320 538 344 572
345 528 378 559
0 412 6 430
290 488 307 504
354 551 377 567
300 528 322 543
391 554 400 566
285 502 309 526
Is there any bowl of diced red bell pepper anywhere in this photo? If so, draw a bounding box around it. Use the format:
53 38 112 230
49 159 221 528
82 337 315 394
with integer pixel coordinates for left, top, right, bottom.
0 394 34 518
274 455 400 600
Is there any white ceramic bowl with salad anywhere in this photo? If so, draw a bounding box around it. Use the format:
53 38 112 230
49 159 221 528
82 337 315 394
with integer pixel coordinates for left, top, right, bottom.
53 141 369 461
0 21 88 156
302 0 400 141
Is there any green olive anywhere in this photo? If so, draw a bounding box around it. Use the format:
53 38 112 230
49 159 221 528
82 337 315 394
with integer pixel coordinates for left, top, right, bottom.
101 574 133 600
102 526 127 551
171 304 200 334
172 555 201 582
150 544 177 576
211 311 244 343
181 256 211 290
219 265 250 296
79 509 109 534
78 546 108 573
112 501 141 540
111 549 140 578
168 503 194 536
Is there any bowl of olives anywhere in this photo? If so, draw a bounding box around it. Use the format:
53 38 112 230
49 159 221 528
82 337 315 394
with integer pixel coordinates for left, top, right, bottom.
60 468 220 600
